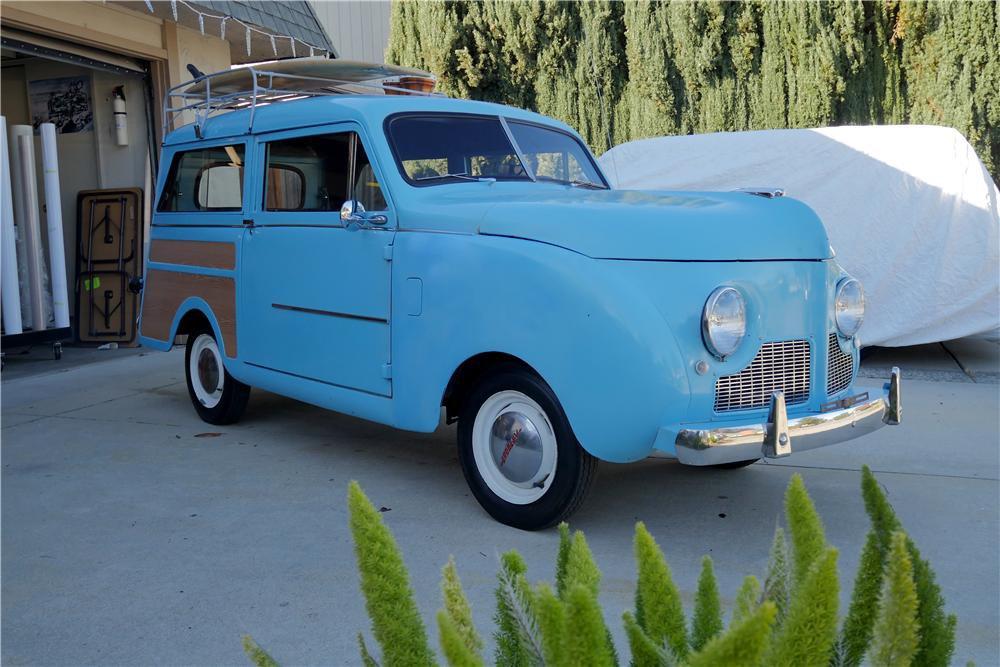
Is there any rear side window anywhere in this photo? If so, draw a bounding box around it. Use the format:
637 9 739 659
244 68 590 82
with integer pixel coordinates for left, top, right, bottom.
158 145 245 212
263 131 386 212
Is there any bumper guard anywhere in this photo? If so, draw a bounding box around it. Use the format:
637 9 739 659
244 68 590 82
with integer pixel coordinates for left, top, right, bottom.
674 367 902 466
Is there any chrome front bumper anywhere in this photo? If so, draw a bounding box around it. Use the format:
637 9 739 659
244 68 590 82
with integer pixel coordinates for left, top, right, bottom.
673 367 902 466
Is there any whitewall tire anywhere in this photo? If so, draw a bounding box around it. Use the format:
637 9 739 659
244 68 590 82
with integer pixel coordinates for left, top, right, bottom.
458 367 597 530
184 327 250 425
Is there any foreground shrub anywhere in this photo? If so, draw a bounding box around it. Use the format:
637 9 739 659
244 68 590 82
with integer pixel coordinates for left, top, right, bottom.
243 470 959 666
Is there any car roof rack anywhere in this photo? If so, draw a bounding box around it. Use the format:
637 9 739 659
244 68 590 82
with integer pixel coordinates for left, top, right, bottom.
162 57 440 138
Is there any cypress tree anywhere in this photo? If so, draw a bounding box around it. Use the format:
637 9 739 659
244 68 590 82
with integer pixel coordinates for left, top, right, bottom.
751 0 789 128
899 1 999 175
620 1 682 141
729 1 765 131
385 0 425 69
665 0 734 134
573 0 627 152
533 2 582 132
488 0 544 110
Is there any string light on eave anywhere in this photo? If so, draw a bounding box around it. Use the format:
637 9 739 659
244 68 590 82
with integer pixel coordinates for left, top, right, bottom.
139 0 328 61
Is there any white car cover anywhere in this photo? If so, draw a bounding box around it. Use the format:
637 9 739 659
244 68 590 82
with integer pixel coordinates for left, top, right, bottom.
599 125 1000 347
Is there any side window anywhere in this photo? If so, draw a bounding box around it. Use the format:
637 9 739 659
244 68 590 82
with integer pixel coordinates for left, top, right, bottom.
264 133 350 211
352 136 387 211
263 131 386 212
158 145 245 212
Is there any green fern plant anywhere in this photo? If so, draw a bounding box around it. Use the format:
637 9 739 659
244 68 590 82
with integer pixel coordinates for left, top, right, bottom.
690 556 723 651
347 480 436 666
632 521 688 660
241 471 959 667
834 466 956 667
438 558 485 667
493 551 542 666
869 532 920 667
731 575 762 626
763 525 791 622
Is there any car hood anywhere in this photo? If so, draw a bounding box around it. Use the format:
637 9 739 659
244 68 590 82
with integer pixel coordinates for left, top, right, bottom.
475 188 833 261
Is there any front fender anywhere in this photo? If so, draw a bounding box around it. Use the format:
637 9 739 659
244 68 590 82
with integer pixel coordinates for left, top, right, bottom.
390 231 690 462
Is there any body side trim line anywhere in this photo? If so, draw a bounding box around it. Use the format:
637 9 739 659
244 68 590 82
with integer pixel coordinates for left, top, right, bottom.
271 302 388 324
244 361 390 397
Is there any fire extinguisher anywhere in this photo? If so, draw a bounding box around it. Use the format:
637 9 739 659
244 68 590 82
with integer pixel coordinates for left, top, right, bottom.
112 86 128 146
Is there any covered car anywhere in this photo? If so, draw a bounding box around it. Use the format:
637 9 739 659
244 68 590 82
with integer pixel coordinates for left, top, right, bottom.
600 125 1000 347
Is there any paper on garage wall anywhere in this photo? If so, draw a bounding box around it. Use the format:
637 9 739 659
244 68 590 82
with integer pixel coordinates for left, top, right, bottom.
599 125 1000 347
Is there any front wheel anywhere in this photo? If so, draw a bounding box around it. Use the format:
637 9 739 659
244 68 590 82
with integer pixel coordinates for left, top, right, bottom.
457 368 597 531
184 329 250 425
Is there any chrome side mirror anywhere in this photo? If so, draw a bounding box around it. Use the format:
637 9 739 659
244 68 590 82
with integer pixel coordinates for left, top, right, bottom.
340 200 388 231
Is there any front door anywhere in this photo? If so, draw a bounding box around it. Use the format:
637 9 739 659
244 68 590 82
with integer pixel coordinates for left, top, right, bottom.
240 124 393 397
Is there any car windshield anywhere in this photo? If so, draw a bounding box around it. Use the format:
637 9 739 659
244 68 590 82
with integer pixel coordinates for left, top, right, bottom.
386 114 607 188
506 120 608 189
387 115 531 184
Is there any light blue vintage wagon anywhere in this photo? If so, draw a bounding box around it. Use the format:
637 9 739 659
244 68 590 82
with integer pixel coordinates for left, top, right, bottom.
139 60 901 530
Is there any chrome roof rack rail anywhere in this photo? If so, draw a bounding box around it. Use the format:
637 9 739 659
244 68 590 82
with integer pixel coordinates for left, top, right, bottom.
162 61 442 139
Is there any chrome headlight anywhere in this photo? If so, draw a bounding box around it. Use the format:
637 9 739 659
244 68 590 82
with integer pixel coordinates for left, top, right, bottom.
702 286 746 359
835 277 865 337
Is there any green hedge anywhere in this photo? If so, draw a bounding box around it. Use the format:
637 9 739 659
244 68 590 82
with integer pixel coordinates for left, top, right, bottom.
386 0 999 175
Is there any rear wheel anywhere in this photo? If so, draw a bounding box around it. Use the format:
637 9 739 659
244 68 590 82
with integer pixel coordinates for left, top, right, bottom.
457 368 596 531
184 328 250 425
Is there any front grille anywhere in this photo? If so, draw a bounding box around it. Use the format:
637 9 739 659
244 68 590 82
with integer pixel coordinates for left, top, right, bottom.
827 333 854 395
714 340 811 412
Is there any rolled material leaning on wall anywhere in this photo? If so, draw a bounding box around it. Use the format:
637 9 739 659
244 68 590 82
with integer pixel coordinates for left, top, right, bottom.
12 125 46 332
0 116 23 335
40 122 69 329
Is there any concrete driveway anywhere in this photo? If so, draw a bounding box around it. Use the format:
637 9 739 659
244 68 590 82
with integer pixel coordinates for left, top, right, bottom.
2 346 998 665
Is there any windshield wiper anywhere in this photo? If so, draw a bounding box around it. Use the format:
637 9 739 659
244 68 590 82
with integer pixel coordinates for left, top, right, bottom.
414 172 493 183
568 179 608 190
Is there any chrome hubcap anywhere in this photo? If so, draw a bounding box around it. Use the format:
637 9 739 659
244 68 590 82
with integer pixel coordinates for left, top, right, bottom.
490 411 544 485
197 348 220 395
472 390 558 505
188 334 224 409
